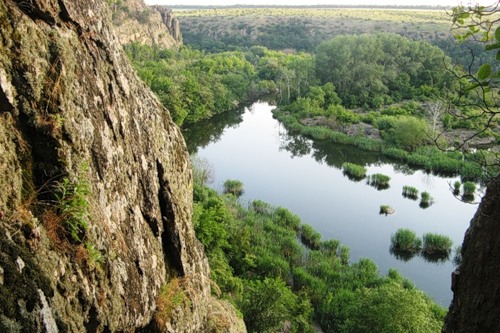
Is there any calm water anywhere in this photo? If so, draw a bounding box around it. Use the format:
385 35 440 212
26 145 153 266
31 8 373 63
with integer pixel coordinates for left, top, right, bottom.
184 101 480 307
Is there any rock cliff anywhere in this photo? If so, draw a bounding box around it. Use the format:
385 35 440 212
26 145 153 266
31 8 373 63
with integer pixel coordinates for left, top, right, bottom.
0 0 243 332
112 0 182 48
443 176 500 333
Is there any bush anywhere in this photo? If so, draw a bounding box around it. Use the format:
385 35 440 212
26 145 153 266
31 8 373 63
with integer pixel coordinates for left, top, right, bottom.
422 233 453 255
342 162 367 180
274 207 301 232
367 173 391 190
386 116 431 151
252 200 272 215
191 155 214 185
239 277 313 333
402 185 419 200
320 239 341 256
391 228 422 252
301 224 321 250
223 179 244 197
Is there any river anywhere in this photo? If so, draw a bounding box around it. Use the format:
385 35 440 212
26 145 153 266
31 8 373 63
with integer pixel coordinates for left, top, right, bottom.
183 100 480 307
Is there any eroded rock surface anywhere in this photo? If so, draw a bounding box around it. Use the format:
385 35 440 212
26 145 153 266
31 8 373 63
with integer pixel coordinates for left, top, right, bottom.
443 176 500 333
112 0 182 48
0 0 243 331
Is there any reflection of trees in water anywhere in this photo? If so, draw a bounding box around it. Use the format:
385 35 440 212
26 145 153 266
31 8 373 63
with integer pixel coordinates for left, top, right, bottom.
311 141 384 170
182 107 245 154
390 247 450 264
392 163 416 176
278 131 311 158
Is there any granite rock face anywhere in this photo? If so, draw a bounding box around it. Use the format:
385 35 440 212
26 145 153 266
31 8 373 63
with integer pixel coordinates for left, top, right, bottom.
443 176 500 333
0 0 243 332
112 0 182 48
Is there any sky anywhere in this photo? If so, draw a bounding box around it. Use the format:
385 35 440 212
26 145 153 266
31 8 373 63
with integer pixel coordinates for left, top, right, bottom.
145 0 495 7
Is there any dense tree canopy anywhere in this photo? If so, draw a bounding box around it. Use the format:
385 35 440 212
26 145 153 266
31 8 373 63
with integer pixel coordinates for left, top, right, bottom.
315 33 452 108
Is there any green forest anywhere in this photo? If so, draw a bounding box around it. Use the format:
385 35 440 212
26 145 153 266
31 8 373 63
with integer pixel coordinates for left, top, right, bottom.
123 5 500 333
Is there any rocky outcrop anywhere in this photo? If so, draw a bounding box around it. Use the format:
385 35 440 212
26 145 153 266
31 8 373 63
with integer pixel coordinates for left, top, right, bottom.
0 0 243 332
151 6 182 42
112 0 182 48
443 176 500 333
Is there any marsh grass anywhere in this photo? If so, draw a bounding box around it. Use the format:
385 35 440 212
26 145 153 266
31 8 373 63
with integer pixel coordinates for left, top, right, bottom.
391 228 422 252
402 185 419 200
223 179 245 197
300 224 321 250
342 162 367 180
367 173 391 190
419 191 433 208
462 181 476 202
422 233 453 255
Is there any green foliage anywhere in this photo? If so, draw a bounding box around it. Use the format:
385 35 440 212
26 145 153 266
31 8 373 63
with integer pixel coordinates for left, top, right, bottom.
251 199 272 215
124 44 258 126
342 162 367 180
326 281 445 333
315 33 451 108
422 233 453 255
53 177 90 243
274 207 301 232
239 278 313 333
85 242 104 269
391 228 422 252
223 179 245 197
385 117 431 151
192 182 445 332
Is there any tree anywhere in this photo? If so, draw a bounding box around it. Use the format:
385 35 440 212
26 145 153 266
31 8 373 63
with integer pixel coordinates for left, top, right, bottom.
446 2 500 171
387 117 431 151
425 101 445 136
443 4 500 332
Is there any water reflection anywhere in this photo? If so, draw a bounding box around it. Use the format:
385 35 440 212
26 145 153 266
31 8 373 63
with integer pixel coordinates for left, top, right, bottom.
278 130 312 158
186 101 479 306
421 252 451 264
390 248 418 262
390 248 451 264
182 107 246 154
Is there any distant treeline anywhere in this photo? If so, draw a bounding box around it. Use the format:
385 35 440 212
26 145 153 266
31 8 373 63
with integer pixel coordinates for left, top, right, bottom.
168 5 451 10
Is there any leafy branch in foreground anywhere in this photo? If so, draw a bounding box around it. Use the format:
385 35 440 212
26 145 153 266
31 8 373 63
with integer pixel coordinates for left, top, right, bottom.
443 3 500 174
